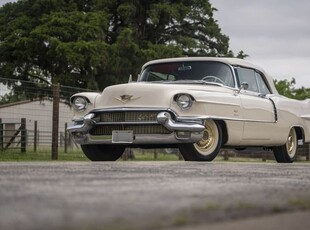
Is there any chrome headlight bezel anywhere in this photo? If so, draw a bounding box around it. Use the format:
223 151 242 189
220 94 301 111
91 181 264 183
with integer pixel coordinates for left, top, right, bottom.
175 94 193 110
72 96 88 112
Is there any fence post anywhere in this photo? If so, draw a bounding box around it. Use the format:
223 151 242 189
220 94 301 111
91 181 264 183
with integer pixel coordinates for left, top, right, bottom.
0 118 3 151
64 123 68 153
307 143 310 161
34 121 37 152
20 118 26 153
52 83 60 160
223 150 229 161
154 149 157 160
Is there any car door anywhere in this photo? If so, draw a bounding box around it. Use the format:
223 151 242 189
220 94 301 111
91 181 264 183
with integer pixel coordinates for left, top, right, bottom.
236 67 276 142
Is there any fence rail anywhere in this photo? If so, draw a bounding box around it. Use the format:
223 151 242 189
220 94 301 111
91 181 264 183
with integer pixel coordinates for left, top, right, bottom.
0 118 75 153
0 77 91 158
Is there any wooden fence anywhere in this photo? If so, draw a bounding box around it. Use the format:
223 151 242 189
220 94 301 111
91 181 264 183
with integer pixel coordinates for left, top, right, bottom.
0 118 26 152
0 81 89 159
0 118 74 153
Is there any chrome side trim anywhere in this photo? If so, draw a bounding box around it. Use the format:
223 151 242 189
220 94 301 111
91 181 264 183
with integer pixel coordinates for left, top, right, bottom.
177 115 277 124
267 97 278 122
301 115 310 120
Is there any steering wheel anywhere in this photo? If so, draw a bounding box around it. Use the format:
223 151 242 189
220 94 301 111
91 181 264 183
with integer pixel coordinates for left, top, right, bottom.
202 76 225 85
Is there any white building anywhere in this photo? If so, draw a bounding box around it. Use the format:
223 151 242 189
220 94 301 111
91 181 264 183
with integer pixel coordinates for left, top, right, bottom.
0 98 74 148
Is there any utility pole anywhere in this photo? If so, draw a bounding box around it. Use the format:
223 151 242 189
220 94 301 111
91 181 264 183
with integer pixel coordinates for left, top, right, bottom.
52 83 60 160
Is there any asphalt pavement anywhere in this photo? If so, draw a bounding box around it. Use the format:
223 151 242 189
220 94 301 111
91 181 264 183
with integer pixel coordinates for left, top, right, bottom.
0 161 309 230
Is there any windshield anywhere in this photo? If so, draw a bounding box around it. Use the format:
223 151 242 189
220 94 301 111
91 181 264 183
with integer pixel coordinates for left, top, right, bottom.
139 61 235 87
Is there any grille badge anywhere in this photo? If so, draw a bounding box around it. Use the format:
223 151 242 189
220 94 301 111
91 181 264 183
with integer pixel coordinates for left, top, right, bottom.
114 94 140 104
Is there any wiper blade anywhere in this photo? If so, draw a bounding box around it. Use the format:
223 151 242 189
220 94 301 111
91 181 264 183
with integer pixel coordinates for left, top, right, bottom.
169 80 223 85
192 80 223 86
149 80 223 86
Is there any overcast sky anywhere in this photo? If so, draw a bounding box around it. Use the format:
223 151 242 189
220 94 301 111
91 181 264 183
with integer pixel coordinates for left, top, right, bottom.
210 0 310 88
0 0 16 6
1 0 310 88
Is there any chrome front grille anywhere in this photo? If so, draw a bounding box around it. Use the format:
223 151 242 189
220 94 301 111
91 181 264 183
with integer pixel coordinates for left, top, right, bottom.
90 124 171 135
99 111 159 122
91 110 173 136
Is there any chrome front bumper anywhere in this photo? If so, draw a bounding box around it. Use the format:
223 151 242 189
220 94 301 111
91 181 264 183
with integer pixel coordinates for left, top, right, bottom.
67 111 205 145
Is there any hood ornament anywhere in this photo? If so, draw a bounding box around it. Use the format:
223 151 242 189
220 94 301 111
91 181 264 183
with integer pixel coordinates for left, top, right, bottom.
114 94 140 104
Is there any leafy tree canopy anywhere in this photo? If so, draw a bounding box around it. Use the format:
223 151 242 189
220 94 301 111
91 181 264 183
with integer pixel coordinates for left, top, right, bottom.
274 78 310 100
0 0 240 96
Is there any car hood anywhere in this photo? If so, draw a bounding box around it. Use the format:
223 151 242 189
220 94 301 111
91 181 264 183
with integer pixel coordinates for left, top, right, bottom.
95 82 234 109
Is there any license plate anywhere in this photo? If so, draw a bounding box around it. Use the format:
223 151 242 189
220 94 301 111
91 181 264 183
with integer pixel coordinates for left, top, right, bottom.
112 130 134 143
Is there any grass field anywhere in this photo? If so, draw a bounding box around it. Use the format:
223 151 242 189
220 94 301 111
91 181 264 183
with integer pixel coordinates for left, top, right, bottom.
0 148 88 161
0 147 309 162
0 148 182 161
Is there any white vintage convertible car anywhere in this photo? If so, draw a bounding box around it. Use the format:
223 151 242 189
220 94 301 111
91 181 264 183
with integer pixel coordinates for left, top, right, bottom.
68 57 310 163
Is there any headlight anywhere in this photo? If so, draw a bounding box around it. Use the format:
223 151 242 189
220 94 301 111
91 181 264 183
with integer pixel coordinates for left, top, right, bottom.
176 94 193 110
72 97 88 112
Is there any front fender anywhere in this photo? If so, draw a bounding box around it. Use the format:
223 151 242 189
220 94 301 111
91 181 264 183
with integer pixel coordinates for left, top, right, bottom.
70 92 100 119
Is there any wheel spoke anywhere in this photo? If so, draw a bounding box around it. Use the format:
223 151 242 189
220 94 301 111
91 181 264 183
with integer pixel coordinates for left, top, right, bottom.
287 135 294 152
179 120 222 161
286 129 297 158
197 125 214 150
194 120 219 156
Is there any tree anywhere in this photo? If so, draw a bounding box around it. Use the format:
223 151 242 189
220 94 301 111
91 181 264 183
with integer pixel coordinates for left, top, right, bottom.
293 87 310 100
274 78 296 99
274 78 310 100
0 0 241 101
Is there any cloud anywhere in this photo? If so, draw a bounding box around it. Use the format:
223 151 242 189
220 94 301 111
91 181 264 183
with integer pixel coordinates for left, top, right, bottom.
210 0 310 88
0 0 17 6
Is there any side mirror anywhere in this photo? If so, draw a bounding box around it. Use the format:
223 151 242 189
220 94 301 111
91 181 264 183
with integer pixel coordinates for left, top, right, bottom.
236 82 249 94
240 82 249 90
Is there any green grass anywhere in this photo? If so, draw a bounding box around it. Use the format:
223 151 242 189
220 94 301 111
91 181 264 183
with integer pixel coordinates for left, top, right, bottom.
125 149 182 161
0 148 88 161
0 148 309 162
288 197 310 210
0 148 182 161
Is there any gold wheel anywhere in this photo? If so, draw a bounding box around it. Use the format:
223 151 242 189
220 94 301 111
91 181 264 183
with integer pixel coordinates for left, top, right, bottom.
194 120 219 156
178 120 222 161
286 128 297 158
273 128 297 163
